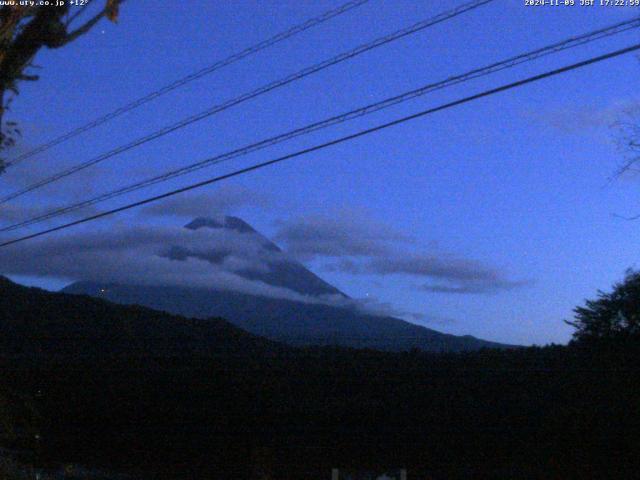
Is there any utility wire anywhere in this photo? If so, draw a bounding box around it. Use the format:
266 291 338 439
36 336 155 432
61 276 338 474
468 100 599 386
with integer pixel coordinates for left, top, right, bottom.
7 0 370 167
2 17 638 233
0 0 494 205
1 42 638 249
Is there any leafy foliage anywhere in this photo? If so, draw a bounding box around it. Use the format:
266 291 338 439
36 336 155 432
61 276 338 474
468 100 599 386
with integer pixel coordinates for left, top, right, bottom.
567 269 640 343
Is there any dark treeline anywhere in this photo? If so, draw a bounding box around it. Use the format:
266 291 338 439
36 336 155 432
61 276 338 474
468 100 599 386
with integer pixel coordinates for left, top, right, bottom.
1 277 639 478
1 344 639 479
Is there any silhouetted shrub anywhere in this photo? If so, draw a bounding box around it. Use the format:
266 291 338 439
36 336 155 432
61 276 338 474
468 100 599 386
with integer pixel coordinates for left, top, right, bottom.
567 269 640 343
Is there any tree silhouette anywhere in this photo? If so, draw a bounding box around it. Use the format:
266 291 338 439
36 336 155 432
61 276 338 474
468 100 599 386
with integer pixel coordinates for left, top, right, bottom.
566 269 640 343
0 0 122 173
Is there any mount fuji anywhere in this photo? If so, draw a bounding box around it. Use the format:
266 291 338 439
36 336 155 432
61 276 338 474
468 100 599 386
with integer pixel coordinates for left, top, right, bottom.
62 216 513 352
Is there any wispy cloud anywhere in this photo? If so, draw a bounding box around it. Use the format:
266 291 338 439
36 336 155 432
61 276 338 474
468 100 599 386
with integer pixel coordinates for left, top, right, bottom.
276 212 527 295
274 210 411 260
0 223 331 305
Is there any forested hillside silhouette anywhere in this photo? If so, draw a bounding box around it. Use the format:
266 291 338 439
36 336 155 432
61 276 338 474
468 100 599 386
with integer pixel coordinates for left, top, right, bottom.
0 276 639 479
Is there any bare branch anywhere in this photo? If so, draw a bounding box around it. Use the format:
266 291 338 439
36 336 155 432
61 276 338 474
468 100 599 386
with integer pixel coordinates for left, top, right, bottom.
57 9 106 46
612 212 640 221
16 73 38 81
57 0 125 47
0 1 124 167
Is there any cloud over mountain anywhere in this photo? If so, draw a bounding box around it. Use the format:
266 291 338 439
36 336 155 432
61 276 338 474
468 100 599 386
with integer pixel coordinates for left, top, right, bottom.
0 208 525 329
0 214 519 349
274 211 410 260
275 212 525 295
0 222 323 304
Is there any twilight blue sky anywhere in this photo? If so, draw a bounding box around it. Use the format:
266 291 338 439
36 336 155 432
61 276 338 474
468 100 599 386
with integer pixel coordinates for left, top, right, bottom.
1 0 640 345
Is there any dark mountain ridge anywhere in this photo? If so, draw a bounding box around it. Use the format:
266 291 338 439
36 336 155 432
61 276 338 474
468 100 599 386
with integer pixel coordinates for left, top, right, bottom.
0 276 280 357
63 281 509 351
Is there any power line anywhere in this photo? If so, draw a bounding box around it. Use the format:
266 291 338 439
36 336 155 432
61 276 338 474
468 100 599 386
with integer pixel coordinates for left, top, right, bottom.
0 0 495 205
1 42 638 249
7 0 370 167
2 17 638 233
